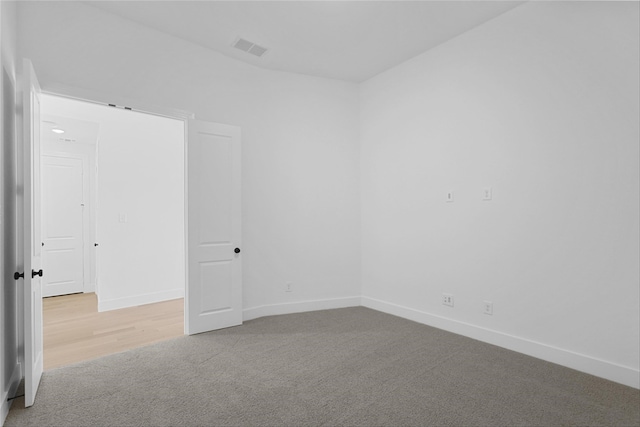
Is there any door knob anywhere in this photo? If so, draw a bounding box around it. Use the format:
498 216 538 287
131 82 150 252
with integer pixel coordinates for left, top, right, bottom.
14 272 24 280
234 248 241 254
31 269 43 278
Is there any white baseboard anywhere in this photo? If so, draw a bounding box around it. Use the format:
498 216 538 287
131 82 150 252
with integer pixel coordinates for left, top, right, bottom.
98 288 184 312
1 362 22 427
361 296 639 389
243 296 361 322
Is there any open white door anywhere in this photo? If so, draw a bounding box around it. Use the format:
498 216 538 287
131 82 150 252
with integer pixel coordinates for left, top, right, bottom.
186 120 242 335
22 59 43 407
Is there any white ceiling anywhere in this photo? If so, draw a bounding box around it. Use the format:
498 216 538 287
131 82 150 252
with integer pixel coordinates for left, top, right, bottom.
41 109 100 146
88 1 524 82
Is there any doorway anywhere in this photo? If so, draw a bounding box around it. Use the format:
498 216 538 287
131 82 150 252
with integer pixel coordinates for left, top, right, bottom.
39 94 186 369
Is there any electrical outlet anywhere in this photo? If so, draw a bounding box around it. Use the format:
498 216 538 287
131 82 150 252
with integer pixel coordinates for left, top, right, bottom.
483 301 493 315
285 282 293 293
442 293 454 307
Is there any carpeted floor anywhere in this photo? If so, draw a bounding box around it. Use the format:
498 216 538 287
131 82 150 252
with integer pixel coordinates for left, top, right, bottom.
5 307 640 426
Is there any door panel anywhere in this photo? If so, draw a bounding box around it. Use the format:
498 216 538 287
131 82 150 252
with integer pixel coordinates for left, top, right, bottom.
42 155 84 297
23 58 43 407
197 134 233 244
199 260 233 313
186 120 241 335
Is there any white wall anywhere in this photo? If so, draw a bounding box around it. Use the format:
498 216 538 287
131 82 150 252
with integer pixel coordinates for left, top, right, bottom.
40 96 185 311
360 1 639 388
95 106 184 311
1 0 22 423
17 1 362 316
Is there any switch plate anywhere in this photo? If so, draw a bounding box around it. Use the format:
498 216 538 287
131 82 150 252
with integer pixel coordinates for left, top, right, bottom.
446 191 454 203
483 301 493 315
118 213 128 223
482 187 492 201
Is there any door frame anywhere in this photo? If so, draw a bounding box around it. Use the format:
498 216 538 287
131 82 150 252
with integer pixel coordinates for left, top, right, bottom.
39 86 194 336
40 151 94 294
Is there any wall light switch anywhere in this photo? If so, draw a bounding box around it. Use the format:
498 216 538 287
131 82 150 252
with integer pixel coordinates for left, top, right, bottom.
483 301 493 315
446 191 454 203
482 187 492 201
118 213 128 223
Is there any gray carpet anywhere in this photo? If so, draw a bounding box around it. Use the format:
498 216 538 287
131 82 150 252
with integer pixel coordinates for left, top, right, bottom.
5 307 640 426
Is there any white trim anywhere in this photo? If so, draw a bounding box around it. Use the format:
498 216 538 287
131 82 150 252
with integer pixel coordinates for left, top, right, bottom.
243 296 361 322
0 362 22 426
98 289 184 312
361 296 640 389
182 120 189 335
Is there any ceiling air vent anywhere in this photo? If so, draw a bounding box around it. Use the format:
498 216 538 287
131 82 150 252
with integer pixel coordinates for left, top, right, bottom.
232 37 268 58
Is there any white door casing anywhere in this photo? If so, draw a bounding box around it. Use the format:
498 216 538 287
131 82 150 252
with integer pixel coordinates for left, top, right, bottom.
186 120 242 335
22 58 44 407
41 155 84 297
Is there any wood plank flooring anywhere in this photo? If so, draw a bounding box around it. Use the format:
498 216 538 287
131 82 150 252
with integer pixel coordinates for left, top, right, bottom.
43 293 184 370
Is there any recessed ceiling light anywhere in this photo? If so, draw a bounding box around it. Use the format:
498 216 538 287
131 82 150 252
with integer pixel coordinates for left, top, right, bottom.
52 128 65 134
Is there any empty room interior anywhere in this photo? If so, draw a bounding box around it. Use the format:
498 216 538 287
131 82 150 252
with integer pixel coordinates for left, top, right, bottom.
1 1 639 426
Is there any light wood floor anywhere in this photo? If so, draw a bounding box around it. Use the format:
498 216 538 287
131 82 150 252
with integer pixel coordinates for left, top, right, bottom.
44 293 184 370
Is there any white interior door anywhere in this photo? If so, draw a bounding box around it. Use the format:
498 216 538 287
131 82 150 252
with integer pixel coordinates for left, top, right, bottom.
186 120 242 335
22 59 43 407
42 155 84 297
